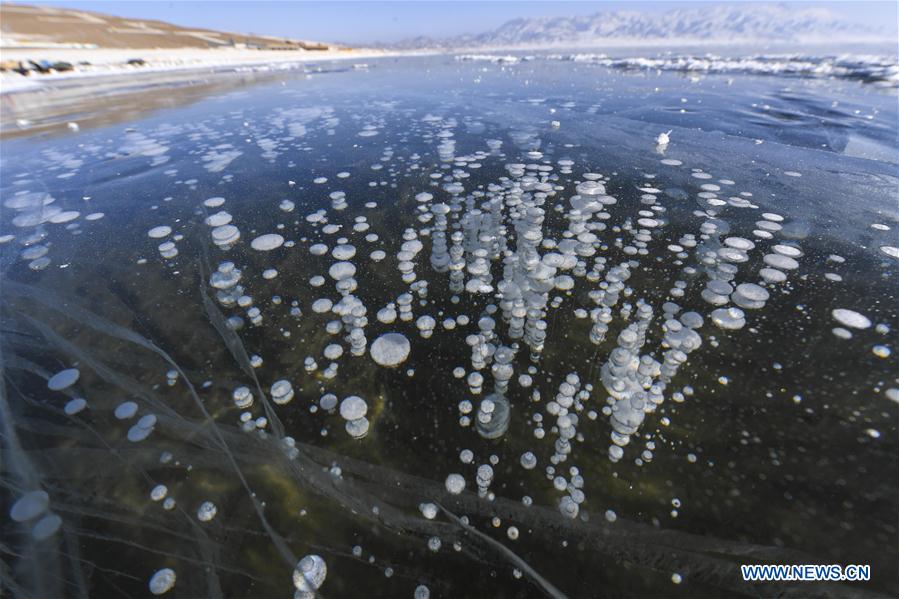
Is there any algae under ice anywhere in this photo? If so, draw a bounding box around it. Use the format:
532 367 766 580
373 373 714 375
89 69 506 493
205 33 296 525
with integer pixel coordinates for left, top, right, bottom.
1 54 897 598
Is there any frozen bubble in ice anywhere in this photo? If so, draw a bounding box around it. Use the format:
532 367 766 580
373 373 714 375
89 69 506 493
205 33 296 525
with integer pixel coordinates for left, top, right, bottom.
520 451 537 470
320 393 338 411
128 414 157 442
445 473 466 495
293 555 327 593
28 257 51 271
312 298 333 313
415 192 434 202
47 368 79 391
772 244 802 258
724 237 754 251
370 250 386 261
706 280 733 295
717 247 748 263
345 416 370 439
150 485 168 501
64 398 87 415
328 261 356 280
377 305 397 323
732 283 769 309
233 386 253 408
31 513 62 540
21 245 48 260
158 241 178 259
735 284 768 300
559 496 579 518
324 344 344 360
271 380 295 404
10 490 49 522
204 197 225 208
370 333 411 367
832 309 871 329
251 234 285 251
263 268 278 280
759 268 787 283
114 401 138 420
332 244 356 259
211 225 240 245
681 311 704 329
873 345 891 358
880 246 899 259
763 254 799 270
605 509 618 523
711 307 746 330
196 501 217 522
340 396 368 420
149 568 176 595
310 243 329 256
833 327 852 340
147 226 172 239
420 503 438 519
416 315 437 336
204 211 232 227
415 584 430 599
476 393 510 439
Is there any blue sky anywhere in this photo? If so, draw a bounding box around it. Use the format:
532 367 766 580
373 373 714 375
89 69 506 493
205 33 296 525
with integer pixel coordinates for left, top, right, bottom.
20 1 899 44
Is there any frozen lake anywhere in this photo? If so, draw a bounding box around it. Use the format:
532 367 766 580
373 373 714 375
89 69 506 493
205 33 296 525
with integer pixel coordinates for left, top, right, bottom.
1 52 897 597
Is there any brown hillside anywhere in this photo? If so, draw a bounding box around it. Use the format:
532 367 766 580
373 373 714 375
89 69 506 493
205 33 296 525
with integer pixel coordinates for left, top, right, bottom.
0 3 335 49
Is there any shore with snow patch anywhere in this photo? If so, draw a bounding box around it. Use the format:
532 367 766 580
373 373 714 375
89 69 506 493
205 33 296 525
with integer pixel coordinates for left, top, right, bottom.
0 47 399 94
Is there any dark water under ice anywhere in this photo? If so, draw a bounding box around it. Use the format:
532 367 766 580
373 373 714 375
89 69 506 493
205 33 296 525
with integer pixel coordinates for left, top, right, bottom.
1 54 897 598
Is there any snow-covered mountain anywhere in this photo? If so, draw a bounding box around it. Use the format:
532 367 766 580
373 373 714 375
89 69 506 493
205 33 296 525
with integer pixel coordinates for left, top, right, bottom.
391 4 888 50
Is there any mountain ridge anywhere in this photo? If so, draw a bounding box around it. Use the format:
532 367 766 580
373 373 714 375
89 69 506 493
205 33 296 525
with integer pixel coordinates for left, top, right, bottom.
388 4 890 50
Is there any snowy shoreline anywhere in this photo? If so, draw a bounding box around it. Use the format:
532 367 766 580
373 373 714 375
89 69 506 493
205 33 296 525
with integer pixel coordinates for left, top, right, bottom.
0 47 403 94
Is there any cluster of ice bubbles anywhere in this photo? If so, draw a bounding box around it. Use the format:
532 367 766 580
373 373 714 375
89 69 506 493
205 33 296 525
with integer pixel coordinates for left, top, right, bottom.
1 189 100 270
203 197 242 250
9 490 62 542
148 225 180 259
9 364 168 547
339 395 370 438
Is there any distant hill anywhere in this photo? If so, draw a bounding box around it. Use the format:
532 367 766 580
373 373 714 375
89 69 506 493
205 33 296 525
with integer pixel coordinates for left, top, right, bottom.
390 4 889 50
0 3 337 50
